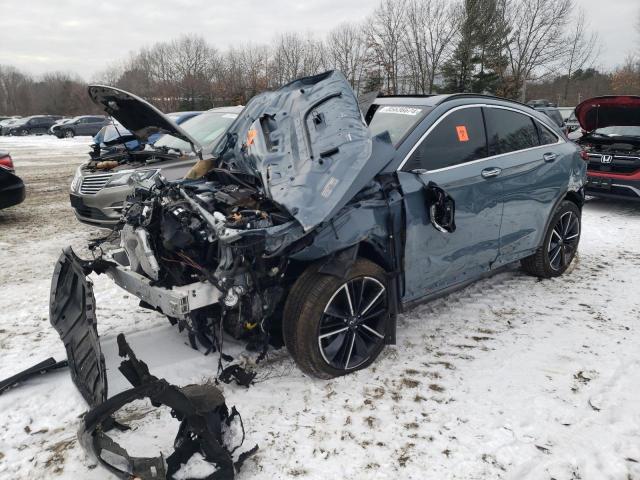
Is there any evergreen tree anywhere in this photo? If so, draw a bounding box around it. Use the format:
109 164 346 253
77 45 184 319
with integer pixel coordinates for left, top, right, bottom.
442 0 509 94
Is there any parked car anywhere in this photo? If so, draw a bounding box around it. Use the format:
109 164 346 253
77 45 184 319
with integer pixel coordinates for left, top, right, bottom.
90 111 202 155
70 95 238 227
532 106 566 134
565 111 580 133
575 95 640 201
0 151 26 209
55 71 587 380
0 118 22 135
53 115 109 138
48 118 72 136
6 115 62 135
527 99 556 108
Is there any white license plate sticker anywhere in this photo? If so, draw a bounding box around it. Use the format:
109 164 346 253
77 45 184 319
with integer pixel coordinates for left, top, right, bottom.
379 106 422 116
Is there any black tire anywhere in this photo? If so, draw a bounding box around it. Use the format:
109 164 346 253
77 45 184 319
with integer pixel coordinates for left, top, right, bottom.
63 129 75 138
521 200 581 278
283 258 389 379
20 129 29 136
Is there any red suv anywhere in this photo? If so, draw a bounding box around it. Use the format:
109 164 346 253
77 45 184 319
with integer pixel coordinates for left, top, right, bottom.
575 96 640 201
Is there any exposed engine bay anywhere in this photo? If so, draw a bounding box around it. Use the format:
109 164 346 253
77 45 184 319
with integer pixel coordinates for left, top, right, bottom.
109 171 300 349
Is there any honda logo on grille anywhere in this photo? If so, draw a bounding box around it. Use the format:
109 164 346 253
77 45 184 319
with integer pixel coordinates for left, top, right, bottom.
601 155 613 164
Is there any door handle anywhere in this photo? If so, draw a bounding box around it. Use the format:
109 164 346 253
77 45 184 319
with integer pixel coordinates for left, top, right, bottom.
481 167 502 179
543 152 557 162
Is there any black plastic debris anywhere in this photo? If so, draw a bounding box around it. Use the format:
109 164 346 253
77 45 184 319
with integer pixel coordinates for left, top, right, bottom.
0 357 68 396
79 334 257 479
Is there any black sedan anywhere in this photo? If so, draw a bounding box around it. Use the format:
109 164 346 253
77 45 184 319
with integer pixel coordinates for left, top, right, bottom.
0 151 26 209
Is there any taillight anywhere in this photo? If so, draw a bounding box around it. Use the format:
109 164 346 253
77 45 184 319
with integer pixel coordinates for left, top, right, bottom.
580 150 589 162
0 154 14 171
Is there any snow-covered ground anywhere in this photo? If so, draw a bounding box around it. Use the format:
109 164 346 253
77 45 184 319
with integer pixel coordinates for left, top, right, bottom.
0 136 639 480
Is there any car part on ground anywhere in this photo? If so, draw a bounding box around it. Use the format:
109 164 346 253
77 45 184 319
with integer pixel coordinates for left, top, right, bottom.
0 151 26 209
50 248 257 479
53 70 586 379
575 95 640 202
0 357 68 396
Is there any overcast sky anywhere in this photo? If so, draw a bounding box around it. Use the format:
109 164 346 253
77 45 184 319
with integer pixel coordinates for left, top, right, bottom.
1 0 638 80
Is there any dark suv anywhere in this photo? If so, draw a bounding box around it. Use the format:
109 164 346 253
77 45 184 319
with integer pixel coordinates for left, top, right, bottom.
53 71 587 382
6 115 62 135
54 115 108 138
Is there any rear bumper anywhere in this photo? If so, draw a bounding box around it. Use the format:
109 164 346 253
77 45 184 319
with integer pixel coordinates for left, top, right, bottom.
586 171 640 201
0 181 26 209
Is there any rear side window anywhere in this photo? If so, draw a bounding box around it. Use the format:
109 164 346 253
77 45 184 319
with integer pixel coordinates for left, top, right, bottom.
537 122 558 145
485 108 539 156
403 107 487 171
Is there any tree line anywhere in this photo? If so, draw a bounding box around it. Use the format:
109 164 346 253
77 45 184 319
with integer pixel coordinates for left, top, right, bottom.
1 0 639 117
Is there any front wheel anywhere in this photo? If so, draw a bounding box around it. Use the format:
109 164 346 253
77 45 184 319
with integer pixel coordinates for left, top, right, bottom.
521 200 581 278
63 129 75 138
283 258 389 378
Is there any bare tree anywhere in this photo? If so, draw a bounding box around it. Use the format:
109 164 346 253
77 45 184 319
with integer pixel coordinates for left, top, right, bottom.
272 32 307 84
561 8 600 104
326 23 368 94
505 0 573 101
402 0 459 94
367 0 408 94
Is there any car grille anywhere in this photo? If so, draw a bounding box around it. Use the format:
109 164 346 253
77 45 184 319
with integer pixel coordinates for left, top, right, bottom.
80 173 112 194
587 154 640 175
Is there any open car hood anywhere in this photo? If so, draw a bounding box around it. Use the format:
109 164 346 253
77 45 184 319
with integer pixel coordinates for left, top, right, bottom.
88 85 201 150
214 70 394 232
575 95 640 132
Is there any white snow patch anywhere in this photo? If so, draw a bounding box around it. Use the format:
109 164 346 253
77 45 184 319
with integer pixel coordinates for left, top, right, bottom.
0 138 639 479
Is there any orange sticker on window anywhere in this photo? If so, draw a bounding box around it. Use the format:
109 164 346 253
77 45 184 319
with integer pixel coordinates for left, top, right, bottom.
456 125 469 142
246 129 257 146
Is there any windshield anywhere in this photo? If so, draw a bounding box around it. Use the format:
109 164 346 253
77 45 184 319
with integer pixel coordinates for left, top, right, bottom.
154 111 238 152
593 126 640 138
366 105 429 146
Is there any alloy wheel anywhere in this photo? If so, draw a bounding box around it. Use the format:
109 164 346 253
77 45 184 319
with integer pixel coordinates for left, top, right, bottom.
548 211 580 271
318 276 387 371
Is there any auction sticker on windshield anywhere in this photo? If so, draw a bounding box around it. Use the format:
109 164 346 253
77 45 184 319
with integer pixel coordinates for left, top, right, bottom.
379 106 423 116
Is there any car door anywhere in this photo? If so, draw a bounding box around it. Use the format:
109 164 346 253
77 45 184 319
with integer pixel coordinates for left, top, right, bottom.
482 106 568 264
398 106 504 303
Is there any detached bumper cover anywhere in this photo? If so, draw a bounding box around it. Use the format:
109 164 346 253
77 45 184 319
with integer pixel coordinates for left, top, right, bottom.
50 248 107 407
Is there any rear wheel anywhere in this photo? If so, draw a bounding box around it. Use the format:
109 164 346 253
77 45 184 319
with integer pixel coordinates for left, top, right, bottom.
19 129 28 136
283 259 389 378
521 200 581 278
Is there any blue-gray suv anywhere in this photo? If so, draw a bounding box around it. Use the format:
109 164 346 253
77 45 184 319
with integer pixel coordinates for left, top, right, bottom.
51 71 587 385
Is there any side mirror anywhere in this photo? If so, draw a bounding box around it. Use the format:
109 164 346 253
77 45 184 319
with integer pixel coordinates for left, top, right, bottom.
424 181 456 233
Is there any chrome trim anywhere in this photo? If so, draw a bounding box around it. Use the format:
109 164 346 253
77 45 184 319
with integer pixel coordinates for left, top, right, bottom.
397 103 564 172
611 184 640 196
80 173 113 195
588 153 640 161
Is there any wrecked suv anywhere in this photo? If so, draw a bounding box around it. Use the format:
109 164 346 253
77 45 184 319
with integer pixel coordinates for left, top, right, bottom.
54 71 587 379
